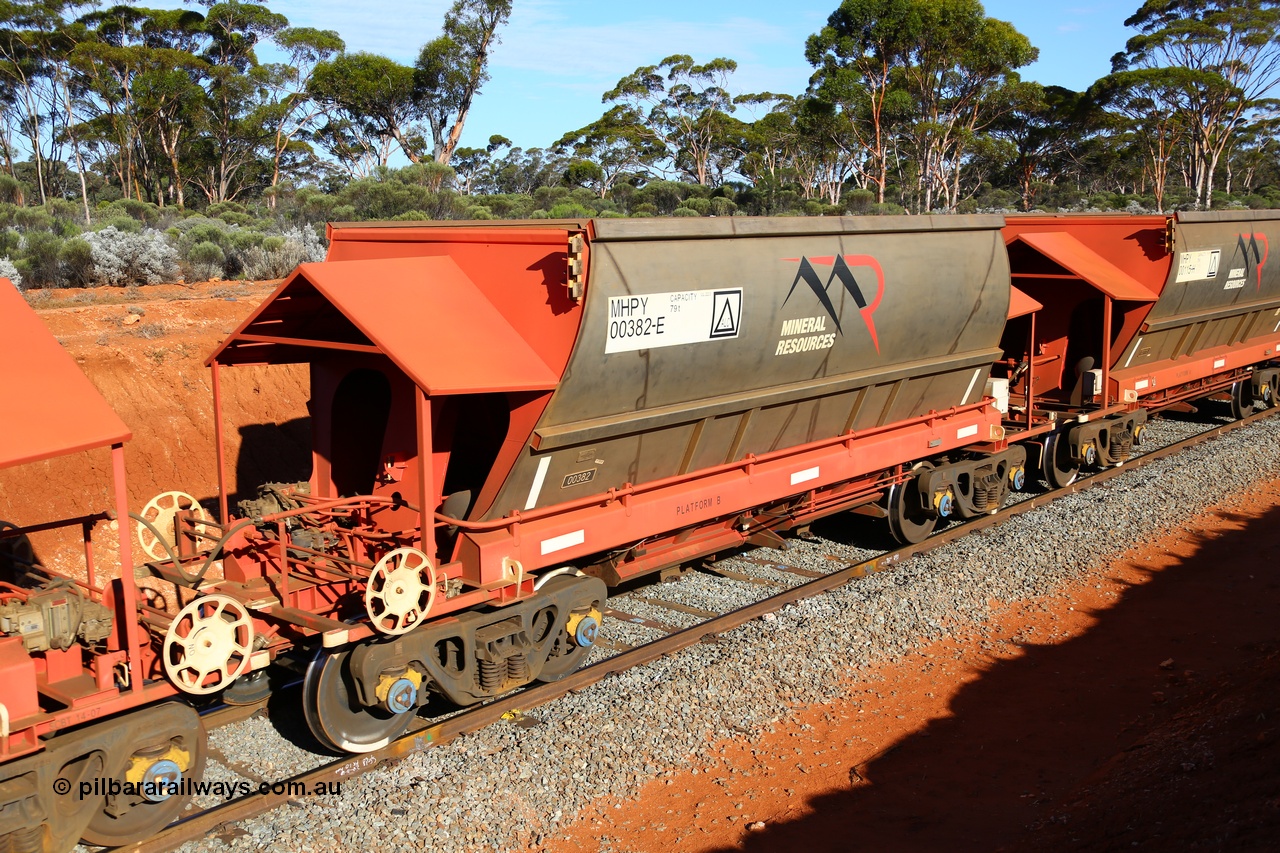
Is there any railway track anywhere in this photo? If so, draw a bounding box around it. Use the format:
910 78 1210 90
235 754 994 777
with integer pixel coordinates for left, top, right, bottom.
124 405 1278 853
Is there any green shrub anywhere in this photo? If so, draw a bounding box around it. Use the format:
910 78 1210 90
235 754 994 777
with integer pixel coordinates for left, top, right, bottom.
104 199 161 225
59 238 94 287
672 206 700 217
185 240 227 280
709 197 737 216
0 175 23 205
844 189 875 214
14 208 54 232
205 201 254 227
682 198 711 215
547 202 590 218
94 216 142 233
16 231 65 287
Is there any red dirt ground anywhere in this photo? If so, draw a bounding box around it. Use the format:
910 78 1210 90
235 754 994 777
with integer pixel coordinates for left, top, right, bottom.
552 479 1280 852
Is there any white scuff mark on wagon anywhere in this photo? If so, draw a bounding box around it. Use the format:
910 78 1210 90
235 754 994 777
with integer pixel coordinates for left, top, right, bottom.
790 467 819 486
962 368 981 405
541 530 585 556
1125 336 1143 368
525 456 551 510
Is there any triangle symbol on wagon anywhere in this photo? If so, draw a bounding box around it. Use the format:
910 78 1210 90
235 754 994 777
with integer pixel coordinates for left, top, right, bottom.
714 300 737 333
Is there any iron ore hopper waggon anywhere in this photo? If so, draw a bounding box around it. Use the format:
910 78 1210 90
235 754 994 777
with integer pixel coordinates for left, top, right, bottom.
1 211 1277 852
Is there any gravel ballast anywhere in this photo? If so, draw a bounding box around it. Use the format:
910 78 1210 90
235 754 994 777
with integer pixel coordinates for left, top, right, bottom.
170 411 1280 853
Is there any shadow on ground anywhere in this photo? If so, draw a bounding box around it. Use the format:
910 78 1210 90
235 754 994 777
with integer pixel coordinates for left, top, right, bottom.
709 503 1280 853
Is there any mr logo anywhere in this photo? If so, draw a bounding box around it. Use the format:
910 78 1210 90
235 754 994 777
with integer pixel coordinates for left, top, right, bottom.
782 255 886 353
1231 232 1270 291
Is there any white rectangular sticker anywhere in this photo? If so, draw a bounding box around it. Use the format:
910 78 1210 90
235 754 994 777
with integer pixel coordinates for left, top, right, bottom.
1176 249 1221 282
790 466 820 485
957 424 979 439
1135 379 1150 390
605 288 742 353
540 530 585 556
1213 358 1226 369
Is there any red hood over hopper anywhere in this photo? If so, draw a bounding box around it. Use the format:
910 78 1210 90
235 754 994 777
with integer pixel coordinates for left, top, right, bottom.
207 255 559 395
0 282 131 468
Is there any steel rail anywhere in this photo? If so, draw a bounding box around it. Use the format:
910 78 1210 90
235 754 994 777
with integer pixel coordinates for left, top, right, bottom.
124 405 1279 853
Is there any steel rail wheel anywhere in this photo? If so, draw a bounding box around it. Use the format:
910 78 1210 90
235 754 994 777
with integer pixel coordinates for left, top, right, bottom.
1040 431 1080 489
534 576 601 683
886 463 937 546
1230 378 1256 420
79 706 207 847
303 647 415 754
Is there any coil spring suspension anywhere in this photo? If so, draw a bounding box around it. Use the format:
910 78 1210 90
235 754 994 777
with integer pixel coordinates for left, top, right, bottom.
507 652 529 683
1 826 44 853
478 658 503 692
1114 430 1133 460
972 475 1003 511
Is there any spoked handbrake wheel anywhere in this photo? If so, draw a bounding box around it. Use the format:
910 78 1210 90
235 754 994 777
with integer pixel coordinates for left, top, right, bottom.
136 490 211 562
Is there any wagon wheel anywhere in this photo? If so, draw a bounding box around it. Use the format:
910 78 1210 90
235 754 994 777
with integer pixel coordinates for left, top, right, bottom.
1040 430 1080 489
136 491 211 562
1229 378 1256 420
162 594 253 695
0 520 36 584
535 575 603 683
303 645 415 754
79 705 207 847
886 462 937 546
1260 375 1277 410
364 547 438 636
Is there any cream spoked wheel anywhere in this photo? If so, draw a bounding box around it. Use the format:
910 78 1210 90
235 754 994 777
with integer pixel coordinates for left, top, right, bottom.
137 490 211 562
365 547 438 635
163 594 253 695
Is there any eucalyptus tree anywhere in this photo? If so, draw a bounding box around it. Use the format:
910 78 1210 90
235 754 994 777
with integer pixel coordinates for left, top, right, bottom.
187 0 287 203
414 0 511 165
71 4 208 204
1090 70 1194 211
309 52 425 168
805 0 1036 212
603 54 740 186
990 84 1100 210
805 0 918 203
0 0 83 204
1112 0 1280 208
554 105 663 198
898 1 1036 211
258 26 344 207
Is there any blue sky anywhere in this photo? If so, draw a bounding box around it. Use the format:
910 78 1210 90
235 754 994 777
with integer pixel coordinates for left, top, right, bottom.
172 0 1147 151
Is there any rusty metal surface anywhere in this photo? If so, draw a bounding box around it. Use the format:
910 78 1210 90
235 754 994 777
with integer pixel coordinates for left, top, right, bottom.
207 257 559 395
489 215 1011 518
0 283 132 468
128 404 1279 853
